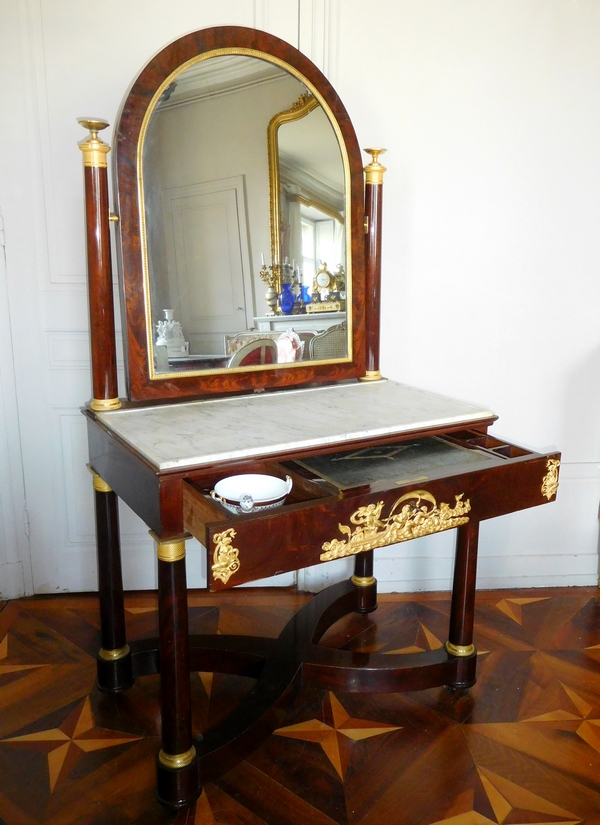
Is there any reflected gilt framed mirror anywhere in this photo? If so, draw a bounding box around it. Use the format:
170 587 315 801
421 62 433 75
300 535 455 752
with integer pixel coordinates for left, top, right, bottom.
110 27 368 402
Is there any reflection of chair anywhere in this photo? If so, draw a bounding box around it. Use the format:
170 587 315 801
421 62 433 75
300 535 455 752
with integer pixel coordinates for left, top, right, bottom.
309 323 347 360
224 331 280 355
225 330 307 363
294 330 318 360
227 338 278 367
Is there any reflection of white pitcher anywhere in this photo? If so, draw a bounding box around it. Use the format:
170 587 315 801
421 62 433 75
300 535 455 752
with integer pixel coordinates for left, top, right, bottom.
156 309 189 357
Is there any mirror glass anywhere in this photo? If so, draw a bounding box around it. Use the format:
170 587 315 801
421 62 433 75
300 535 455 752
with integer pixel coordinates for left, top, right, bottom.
141 53 350 376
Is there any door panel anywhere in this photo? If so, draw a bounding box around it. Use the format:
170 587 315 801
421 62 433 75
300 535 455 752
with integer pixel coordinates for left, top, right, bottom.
162 178 254 354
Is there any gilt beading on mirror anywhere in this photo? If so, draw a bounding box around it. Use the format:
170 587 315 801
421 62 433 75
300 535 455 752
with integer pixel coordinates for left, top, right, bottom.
137 50 352 381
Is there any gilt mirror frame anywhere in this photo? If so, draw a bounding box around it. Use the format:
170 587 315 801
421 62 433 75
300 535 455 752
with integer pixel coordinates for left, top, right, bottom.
113 26 366 402
267 91 320 266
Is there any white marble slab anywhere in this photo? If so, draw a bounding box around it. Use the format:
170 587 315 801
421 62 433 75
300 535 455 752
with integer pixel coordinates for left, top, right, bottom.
95 380 495 471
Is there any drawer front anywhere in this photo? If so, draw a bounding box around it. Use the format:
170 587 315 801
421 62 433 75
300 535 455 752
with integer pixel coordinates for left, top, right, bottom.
183 449 560 591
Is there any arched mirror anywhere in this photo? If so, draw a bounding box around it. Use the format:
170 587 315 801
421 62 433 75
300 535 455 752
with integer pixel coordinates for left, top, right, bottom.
113 28 366 401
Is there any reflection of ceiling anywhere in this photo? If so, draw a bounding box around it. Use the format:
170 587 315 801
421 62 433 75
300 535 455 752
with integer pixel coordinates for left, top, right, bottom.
281 163 344 215
158 55 291 109
299 199 343 224
278 107 344 198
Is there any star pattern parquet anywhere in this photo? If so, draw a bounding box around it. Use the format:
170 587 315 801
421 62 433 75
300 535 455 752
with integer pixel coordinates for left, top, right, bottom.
0 587 599 824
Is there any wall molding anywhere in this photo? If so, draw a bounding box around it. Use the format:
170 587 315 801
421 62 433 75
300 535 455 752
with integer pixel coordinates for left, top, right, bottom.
23 0 85 286
299 0 339 81
253 0 268 32
0 206 30 597
46 331 124 370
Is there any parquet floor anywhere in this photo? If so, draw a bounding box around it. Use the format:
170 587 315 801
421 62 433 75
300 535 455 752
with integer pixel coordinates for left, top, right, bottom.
1 585 600 824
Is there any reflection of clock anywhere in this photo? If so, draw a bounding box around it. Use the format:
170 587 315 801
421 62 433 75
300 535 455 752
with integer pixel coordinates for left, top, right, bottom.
313 263 336 294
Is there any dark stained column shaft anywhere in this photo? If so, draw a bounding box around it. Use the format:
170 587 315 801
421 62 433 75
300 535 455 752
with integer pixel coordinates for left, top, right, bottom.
155 536 199 807
362 148 387 381
448 520 480 653
78 119 120 411
352 550 377 613
93 473 132 691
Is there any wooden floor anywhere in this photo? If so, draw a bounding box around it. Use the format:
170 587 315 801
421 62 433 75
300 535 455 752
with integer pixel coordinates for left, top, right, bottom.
1 585 600 825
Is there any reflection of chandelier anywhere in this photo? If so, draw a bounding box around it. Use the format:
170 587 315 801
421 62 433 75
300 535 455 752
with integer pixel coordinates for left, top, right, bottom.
259 263 282 315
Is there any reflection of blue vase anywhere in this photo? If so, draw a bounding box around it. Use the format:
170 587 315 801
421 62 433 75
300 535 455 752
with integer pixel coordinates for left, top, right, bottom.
301 285 312 304
279 282 295 315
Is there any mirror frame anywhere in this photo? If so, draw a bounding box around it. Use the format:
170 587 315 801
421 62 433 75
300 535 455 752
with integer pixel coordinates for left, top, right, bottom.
113 26 366 402
267 91 320 266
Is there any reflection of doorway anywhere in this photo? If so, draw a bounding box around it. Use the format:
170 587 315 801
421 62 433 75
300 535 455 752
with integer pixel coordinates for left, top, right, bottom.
161 177 254 354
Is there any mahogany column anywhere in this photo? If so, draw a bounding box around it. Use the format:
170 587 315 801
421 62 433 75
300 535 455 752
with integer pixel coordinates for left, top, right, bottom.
93 473 132 691
154 536 199 808
446 521 480 689
352 551 377 613
361 148 387 382
77 118 121 412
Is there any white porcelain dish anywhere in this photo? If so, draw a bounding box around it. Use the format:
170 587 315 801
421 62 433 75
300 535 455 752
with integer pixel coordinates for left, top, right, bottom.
210 474 293 514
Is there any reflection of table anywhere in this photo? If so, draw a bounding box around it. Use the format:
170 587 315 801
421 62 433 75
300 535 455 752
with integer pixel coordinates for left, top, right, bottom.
168 354 229 370
254 311 345 332
87 380 559 808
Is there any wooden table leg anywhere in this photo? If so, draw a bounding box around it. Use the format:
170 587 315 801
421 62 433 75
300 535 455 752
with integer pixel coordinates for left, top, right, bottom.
93 473 132 691
446 520 480 689
352 550 378 613
154 536 200 808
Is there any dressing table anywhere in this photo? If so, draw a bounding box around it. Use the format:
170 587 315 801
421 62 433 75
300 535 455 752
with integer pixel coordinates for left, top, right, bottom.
78 26 560 809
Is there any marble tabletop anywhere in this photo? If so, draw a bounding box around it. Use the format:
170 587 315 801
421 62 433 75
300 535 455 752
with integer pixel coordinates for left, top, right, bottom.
95 380 495 471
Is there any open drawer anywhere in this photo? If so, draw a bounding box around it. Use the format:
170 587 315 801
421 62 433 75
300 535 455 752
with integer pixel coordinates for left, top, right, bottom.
182 431 560 590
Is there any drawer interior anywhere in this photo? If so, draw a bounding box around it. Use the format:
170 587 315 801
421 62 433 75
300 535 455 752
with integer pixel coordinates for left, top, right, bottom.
182 431 550 591
183 460 338 529
442 430 532 459
290 433 518 492
184 431 534 529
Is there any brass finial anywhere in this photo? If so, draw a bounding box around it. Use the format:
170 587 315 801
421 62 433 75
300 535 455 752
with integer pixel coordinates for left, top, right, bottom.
78 117 109 138
77 117 111 168
363 148 387 185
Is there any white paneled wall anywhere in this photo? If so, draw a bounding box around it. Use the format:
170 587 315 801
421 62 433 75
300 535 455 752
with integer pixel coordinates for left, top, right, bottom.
328 0 600 593
0 210 30 599
0 0 598 598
